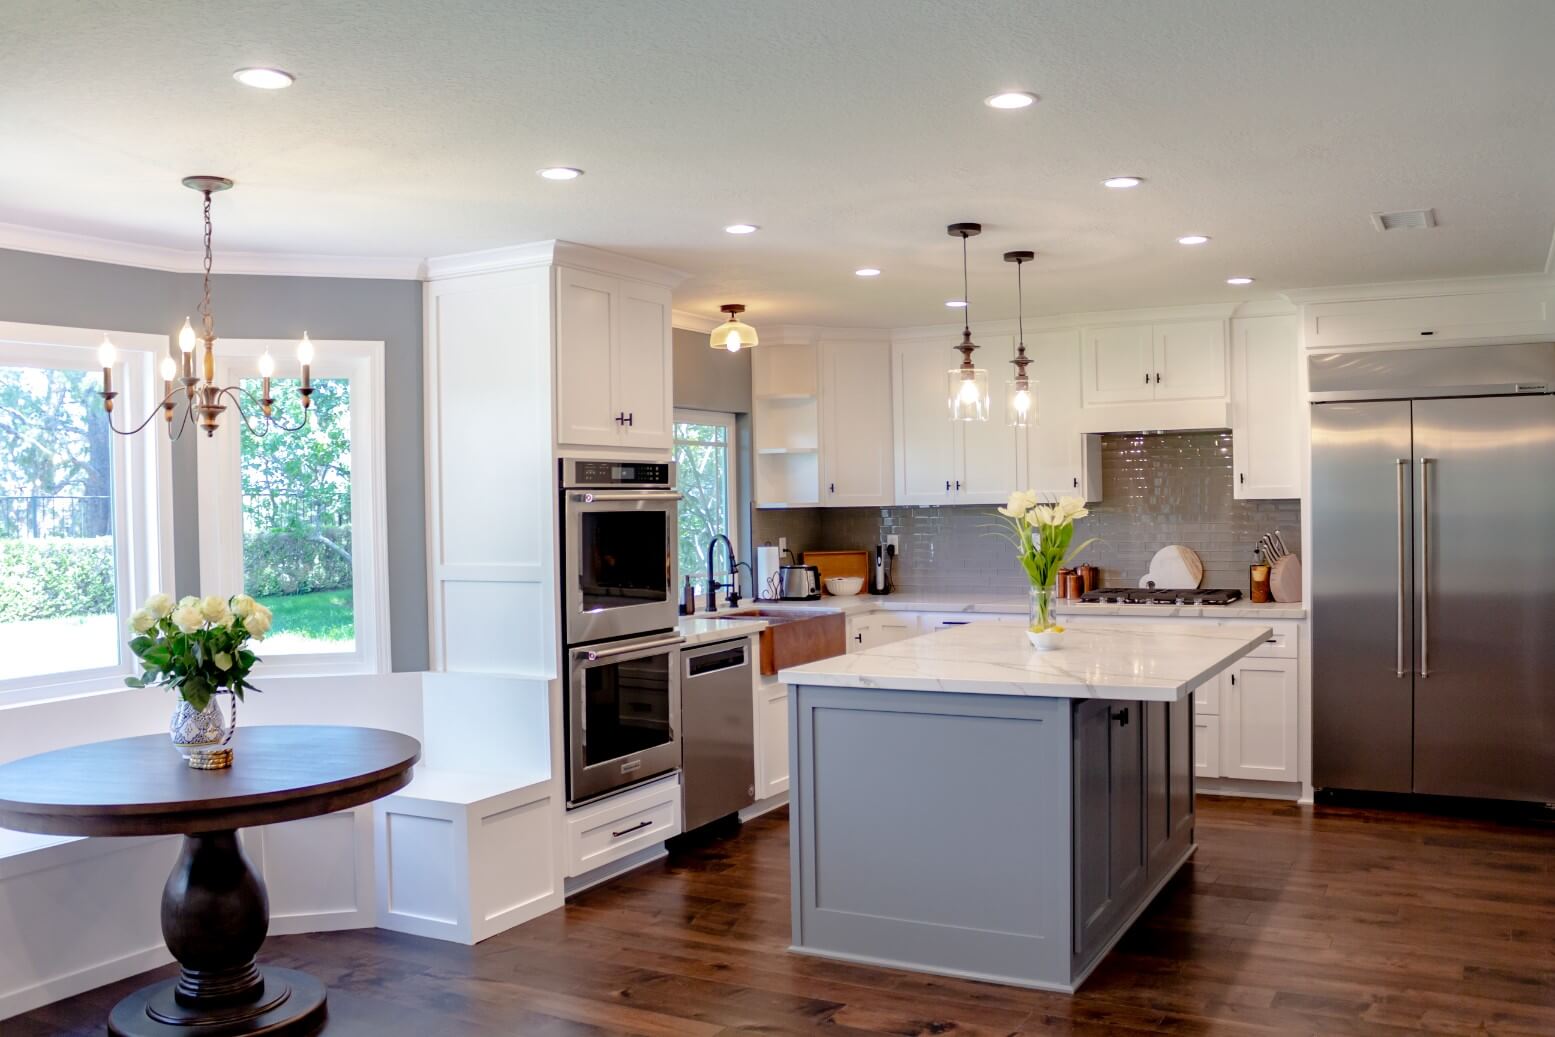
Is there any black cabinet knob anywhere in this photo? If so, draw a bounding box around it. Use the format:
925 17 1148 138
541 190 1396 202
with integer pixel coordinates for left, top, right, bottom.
1111 707 1130 726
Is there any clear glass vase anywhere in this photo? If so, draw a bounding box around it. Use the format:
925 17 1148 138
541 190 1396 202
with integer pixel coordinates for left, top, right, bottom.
1028 585 1058 632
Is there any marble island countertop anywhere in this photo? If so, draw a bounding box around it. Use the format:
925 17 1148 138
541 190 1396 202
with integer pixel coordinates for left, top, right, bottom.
777 621 1271 702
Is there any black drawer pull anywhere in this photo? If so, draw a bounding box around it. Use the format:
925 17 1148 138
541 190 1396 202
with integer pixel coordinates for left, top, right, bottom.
1111 707 1130 726
611 819 653 839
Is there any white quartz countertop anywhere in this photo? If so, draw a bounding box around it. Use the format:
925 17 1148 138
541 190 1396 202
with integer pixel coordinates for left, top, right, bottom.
728 592 1304 621
677 616 767 646
777 621 1271 702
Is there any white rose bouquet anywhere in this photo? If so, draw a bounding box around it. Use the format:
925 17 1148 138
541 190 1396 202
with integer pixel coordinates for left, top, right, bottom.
125 592 272 710
993 492 1097 633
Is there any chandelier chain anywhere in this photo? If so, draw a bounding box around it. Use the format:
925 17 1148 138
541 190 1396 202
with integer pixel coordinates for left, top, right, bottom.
200 191 214 343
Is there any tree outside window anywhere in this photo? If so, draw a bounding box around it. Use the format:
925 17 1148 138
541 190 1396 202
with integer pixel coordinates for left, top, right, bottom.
674 412 737 598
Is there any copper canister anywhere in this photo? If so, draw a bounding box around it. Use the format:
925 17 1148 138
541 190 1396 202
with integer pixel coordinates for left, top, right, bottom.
1057 568 1076 599
1079 564 1099 594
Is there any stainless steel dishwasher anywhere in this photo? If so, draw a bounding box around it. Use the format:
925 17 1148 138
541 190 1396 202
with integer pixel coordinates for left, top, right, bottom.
679 638 756 831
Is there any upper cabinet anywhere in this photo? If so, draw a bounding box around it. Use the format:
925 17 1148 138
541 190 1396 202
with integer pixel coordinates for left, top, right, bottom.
1024 329 1102 500
1231 314 1301 499
1081 319 1226 405
555 266 672 452
892 337 1021 505
1298 284 1555 350
819 339 894 507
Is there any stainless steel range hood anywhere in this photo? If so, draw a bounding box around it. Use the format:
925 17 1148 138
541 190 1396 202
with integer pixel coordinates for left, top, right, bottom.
1309 341 1555 402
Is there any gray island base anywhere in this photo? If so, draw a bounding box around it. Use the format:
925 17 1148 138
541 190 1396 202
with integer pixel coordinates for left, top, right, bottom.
778 622 1271 993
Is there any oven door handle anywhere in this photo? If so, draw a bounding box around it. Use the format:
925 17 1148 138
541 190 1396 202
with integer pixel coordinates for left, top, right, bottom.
582 635 686 662
569 491 683 504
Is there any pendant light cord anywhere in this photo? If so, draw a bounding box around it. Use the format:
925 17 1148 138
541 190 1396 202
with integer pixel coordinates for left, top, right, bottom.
961 231 971 330
1016 258 1025 356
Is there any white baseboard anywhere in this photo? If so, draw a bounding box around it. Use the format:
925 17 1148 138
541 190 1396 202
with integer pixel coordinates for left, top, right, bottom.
738 790 789 822
0 944 173 1022
1196 778 1302 801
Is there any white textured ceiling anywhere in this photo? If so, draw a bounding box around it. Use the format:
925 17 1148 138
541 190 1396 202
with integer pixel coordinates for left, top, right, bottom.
2 0 1554 326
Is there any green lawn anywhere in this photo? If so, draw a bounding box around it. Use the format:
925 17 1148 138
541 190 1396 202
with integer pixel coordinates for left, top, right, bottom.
256 588 355 643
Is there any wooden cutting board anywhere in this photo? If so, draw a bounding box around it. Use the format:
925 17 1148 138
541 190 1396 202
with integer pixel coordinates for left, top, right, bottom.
802 550 870 593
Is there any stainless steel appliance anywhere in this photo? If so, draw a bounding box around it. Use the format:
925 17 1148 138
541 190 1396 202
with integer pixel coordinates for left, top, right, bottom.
870 543 894 595
1078 588 1243 605
679 638 756 830
567 631 685 805
778 564 821 601
560 459 681 645
1310 342 1555 803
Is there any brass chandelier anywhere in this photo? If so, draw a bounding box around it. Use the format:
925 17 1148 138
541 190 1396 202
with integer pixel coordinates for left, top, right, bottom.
97 175 315 439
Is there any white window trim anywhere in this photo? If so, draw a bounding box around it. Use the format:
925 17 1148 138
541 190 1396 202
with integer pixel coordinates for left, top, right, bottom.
673 408 739 585
196 338 391 677
0 320 174 706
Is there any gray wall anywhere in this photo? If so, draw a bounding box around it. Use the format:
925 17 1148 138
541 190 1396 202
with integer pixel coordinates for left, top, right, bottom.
673 327 751 412
0 248 428 671
754 431 1302 596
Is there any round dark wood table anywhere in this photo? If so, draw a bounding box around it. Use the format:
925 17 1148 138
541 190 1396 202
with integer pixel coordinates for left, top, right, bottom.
0 724 420 1036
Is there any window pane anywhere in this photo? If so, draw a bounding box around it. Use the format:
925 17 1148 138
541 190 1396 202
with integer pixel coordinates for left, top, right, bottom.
0 365 119 680
673 421 731 597
240 376 354 655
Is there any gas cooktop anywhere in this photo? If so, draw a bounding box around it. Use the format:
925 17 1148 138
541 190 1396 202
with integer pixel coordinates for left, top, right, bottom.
1078 588 1244 606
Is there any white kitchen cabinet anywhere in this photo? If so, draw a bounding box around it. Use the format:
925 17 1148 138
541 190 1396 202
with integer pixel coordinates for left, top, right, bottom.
755 674 789 799
1220 657 1299 782
846 610 919 652
1194 714 1222 778
752 339 821 508
1300 285 1555 350
820 339 893 506
1231 314 1302 500
554 266 672 452
892 338 1021 505
1081 319 1227 406
1023 329 1103 500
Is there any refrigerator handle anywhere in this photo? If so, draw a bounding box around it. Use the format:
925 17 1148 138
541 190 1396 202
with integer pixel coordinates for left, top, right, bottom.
1395 458 1408 678
1419 457 1432 678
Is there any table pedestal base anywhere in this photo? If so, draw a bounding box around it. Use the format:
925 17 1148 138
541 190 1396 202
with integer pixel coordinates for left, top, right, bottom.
109 967 326 1036
108 829 328 1035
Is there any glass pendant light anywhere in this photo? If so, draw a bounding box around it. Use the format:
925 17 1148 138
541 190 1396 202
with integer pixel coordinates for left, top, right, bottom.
709 304 759 352
945 223 989 421
1004 250 1036 427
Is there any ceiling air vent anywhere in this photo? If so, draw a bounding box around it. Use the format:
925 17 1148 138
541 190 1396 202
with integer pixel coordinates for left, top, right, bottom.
1371 208 1437 231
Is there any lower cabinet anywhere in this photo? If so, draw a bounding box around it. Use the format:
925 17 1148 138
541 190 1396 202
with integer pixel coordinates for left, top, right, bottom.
755 676 790 799
1073 695 1194 969
845 611 920 652
1221 657 1299 781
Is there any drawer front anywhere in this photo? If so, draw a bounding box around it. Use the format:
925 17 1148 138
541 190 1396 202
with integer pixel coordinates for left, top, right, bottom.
1237 620 1299 659
1194 714 1222 778
565 777 681 878
1195 680 1220 716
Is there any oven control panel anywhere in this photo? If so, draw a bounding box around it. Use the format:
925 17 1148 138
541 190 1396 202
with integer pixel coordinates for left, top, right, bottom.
563 459 673 489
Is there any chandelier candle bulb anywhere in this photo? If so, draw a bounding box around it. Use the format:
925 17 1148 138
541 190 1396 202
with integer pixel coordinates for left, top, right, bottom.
160 355 178 422
257 350 276 415
98 336 117 408
296 333 314 407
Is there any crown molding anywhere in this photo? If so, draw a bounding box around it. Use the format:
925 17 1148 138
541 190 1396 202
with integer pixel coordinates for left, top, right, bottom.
671 309 721 333
1281 271 1555 306
889 300 1240 343
425 238 690 289
0 221 423 279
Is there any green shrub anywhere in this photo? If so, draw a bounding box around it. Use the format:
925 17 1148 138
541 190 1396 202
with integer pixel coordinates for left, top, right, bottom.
243 526 353 598
0 538 116 622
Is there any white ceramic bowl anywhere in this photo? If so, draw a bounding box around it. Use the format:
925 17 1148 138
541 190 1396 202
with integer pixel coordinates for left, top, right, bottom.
1027 629 1064 651
824 576 865 596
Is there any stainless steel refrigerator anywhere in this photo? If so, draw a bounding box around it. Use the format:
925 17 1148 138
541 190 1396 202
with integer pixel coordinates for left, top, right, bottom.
1310 342 1555 803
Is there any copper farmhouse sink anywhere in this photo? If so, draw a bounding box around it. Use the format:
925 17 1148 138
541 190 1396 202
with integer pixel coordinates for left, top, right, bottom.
710 608 847 675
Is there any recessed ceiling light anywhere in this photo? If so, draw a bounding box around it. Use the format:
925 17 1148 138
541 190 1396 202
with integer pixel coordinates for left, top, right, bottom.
233 67 295 90
1177 234 1211 246
724 223 759 234
855 268 881 277
537 167 583 180
984 91 1038 109
1226 276 1255 286
945 299 969 308
1102 176 1143 189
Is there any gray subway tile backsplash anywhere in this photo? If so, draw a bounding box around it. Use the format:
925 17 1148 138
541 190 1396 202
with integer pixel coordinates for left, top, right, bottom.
751 431 1301 596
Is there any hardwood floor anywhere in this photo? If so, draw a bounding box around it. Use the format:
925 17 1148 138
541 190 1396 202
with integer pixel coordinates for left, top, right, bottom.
15 796 1555 1036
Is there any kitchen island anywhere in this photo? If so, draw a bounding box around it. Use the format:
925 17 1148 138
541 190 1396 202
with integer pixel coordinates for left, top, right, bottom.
777 621 1271 992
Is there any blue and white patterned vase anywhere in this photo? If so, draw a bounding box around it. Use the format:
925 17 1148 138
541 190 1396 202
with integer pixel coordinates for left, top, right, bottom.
169 695 229 761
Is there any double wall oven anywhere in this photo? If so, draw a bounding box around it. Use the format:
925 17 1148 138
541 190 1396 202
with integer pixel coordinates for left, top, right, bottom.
560 459 683 805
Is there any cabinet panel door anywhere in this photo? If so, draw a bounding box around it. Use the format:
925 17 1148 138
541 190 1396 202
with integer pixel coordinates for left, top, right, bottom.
1144 701 1171 870
615 281 673 450
1232 315 1301 499
1194 714 1221 778
1168 693 1195 842
555 267 619 446
1152 319 1227 401
1081 325 1154 405
1024 330 1091 496
759 681 789 798
1072 700 1114 952
1108 701 1146 900
958 335 1022 502
1222 659 1298 781
820 340 894 506
892 342 956 504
